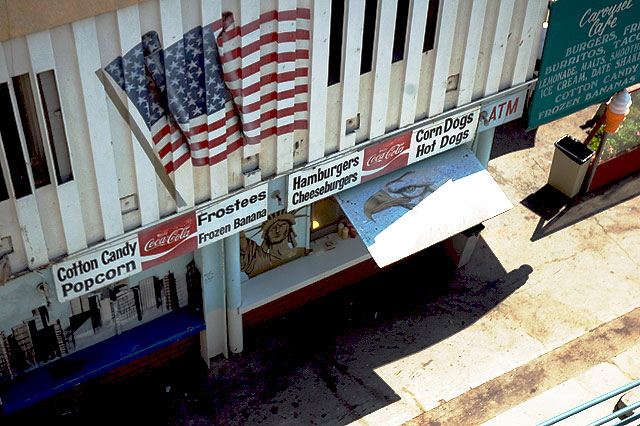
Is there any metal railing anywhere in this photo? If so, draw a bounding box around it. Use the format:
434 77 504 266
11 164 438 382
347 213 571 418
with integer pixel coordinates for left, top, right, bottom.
537 378 640 426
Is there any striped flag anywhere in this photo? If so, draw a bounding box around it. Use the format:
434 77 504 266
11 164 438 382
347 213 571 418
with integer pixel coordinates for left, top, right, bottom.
104 26 242 174
103 4 310 173
216 6 310 152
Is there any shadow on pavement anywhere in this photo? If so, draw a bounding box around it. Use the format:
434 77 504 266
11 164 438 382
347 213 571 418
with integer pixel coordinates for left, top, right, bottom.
165 240 531 426
3 243 531 426
490 116 537 160
523 170 640 242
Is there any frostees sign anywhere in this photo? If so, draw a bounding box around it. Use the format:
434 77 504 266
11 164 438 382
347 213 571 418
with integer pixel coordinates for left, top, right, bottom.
528 0 640 129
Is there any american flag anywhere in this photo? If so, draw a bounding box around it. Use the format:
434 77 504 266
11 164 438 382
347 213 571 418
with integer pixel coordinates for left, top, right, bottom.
103 5 310 174
216 7 310 151
104 25 241 174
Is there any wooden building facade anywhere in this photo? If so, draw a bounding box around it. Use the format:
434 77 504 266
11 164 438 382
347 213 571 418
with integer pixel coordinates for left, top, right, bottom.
0 0 548 414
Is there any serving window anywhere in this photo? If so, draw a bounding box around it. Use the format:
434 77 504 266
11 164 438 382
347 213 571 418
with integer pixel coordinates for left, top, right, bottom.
310 197 347 241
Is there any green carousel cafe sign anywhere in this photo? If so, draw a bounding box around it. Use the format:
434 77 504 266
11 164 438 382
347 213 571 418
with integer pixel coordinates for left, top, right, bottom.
529 0 640 129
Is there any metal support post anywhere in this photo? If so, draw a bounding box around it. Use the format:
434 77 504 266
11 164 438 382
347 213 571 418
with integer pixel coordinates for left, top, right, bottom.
224 233 243 353
475 128 495 168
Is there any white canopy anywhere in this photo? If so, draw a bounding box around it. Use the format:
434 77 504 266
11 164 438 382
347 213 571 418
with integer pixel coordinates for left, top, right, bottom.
335 146 512 267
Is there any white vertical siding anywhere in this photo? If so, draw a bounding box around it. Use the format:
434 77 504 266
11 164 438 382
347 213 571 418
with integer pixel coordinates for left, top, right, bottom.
238 0 261 160
181 0 212 205
528 1 549 80
338 0 365 150
26 31 88 256
0 202 26 273
56 181 87 254
457 0 487 105
0 39 49 268
14 196 48 267
307 0 330 161
485 0 516 95
33 185 67 260
512 0 548 85
135 0 178 218
95 11 140 233
72 18 124 239
415 48 435 120
49 25 102 246
367 0 397 139
427 0 458 116
293 0 312 167
116 5 161 226
275 0 297 174
201 0 229 200
0 0 546 277
398 0 429 128
158 0 195 210
256 0 278 180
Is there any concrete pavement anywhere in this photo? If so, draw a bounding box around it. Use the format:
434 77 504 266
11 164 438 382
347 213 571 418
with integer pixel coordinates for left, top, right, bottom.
391 105 640 426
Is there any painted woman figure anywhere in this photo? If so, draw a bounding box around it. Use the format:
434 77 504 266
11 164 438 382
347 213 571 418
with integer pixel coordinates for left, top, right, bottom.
239 210 307 278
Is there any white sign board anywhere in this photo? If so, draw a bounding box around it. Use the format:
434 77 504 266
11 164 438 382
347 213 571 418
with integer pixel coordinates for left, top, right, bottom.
407 106 480 164
478 88 527 131
53 183 269 302
196 183 269 246
287 151 364 211
53 236 141 302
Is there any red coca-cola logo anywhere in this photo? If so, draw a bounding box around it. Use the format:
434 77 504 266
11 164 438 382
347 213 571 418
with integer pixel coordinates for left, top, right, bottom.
144 226 191 252
139 212 196 256
365 143 406 167
363 132 411 172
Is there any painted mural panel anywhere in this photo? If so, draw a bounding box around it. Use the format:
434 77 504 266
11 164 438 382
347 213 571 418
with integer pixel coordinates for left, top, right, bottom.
0 252 201 384
335 146 513 267
239 208 310 279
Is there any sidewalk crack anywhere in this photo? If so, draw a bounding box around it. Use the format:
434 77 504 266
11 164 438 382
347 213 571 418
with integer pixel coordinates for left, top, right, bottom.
401 386 426 413
593 217 640 268
531 156 548 173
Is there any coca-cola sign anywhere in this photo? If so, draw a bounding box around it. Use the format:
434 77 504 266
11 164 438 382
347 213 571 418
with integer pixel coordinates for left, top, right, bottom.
143 225 192 254
365 142 405 167
361 132 411 183
139 213 196 256
138 212 198 269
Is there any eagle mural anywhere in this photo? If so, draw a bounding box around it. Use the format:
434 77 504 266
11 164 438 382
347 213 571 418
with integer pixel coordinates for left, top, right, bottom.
335 146 513 268
363 171 435 221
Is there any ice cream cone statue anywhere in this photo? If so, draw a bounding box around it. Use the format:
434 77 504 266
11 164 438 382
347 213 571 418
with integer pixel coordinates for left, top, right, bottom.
604 89 632 134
